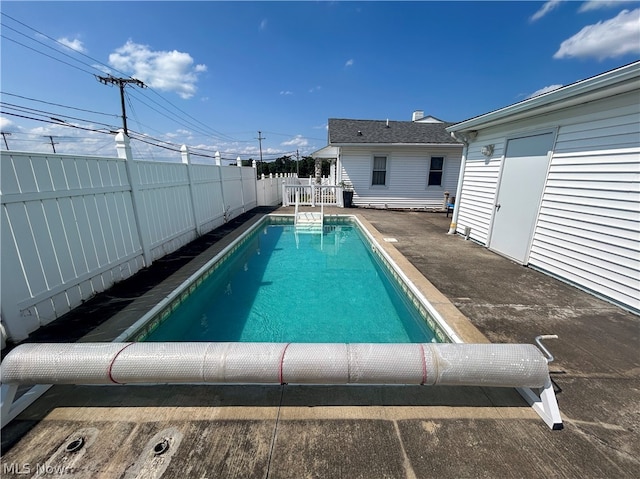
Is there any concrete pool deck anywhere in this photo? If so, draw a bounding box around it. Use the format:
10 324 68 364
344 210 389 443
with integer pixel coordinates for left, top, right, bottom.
1 207 638 478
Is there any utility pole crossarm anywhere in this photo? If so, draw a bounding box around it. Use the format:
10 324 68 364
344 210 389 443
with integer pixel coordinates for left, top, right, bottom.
96 75 145 136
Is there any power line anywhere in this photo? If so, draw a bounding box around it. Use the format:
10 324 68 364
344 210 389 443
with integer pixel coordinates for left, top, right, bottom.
0 101 120 131
2 92 119 118
0 34 98 76
1 13 244 148
145 88 239 143
1 111 116 135
1 12 117 77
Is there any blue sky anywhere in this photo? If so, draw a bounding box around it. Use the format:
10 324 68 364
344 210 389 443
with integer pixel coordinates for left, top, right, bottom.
1 1 639 162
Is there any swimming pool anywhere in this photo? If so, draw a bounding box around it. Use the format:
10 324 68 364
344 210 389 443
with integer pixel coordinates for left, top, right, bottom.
119 215 455 344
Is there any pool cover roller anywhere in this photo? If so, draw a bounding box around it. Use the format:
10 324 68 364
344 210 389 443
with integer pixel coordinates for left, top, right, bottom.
1 342 562 429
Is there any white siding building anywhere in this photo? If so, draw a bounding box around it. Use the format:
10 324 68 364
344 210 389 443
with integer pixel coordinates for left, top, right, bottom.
447 61 640 313
316 112 463 209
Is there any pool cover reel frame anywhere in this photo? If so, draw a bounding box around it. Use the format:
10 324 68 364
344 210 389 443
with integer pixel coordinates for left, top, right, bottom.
1 341 562 429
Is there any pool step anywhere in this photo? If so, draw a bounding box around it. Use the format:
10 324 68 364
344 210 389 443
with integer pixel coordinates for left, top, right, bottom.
295 212 323 231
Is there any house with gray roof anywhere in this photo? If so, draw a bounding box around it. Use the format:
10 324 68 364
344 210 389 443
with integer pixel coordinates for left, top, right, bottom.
313 111 463 209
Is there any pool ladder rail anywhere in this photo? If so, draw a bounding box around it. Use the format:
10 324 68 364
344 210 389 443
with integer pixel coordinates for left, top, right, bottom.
294 191 324 233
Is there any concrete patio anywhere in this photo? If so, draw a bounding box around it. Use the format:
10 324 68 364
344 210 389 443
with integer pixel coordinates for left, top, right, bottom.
1 207 638 478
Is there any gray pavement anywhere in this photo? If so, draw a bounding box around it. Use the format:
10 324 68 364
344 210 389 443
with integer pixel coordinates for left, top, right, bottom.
1 207 638 478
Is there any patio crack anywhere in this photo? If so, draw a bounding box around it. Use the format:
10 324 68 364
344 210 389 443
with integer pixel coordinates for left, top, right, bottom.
263 384 285 479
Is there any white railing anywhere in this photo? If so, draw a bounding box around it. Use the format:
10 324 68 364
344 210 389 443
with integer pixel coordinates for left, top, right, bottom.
282 184 341 207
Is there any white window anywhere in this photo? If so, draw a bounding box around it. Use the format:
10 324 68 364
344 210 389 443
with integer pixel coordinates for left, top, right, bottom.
428 156 444 186
372 156 387 186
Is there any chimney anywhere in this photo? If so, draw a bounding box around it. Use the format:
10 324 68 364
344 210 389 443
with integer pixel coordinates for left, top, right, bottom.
412 110 424 122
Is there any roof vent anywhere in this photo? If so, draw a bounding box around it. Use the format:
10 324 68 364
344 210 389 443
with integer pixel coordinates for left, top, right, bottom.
412 110 424 122
357 130 362 136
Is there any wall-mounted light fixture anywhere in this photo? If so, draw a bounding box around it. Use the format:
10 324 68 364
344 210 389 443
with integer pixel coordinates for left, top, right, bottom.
481 144 494 157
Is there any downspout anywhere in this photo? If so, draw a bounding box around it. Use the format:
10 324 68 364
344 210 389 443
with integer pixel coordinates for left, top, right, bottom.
447 131 470 235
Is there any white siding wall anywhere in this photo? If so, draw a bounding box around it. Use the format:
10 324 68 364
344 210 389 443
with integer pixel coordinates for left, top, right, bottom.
339 146 462 208
456 90 640 311
455 140 506 244
1 150 259 342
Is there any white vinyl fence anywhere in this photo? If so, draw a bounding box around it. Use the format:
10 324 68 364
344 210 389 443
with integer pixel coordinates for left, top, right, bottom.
256 173 298 206
1 132 259 343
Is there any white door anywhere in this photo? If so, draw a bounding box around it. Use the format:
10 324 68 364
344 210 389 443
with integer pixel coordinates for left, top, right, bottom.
489 132 554 263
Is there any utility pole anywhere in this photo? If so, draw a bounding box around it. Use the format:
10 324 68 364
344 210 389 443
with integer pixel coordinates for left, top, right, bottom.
296 149 299 176
45 135 58 153
1 131 11 150
96 75 145 136
256 130 265 175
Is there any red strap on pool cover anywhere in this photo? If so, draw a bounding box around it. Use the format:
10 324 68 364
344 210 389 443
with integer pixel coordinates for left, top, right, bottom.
419 344 427 385
278 343 291 384
107 343 135 384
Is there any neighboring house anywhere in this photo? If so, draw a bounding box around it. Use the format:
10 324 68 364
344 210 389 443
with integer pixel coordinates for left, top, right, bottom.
446 61 640 313
313 111 463 209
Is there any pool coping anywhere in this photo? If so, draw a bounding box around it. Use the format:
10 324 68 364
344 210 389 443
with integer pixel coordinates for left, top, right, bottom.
352 214 489 345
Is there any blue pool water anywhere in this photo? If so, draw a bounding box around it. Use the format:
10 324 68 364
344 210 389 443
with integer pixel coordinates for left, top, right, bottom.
144 220 437 343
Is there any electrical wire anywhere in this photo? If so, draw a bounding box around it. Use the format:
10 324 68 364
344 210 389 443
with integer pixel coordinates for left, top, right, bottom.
1 12 119 78
1 111 116 135
1 101 120 131
0 35 98 76
2 92 119 118
1 13 242 146
1 15 316 160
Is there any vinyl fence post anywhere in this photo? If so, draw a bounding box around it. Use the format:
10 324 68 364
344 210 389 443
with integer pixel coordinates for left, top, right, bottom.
115 130 152 266
181 145 201 235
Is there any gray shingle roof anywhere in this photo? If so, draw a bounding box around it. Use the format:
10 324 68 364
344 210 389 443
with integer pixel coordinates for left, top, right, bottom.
328 118 461 145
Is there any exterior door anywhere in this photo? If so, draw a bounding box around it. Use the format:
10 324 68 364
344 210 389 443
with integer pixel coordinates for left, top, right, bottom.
489 132 554 263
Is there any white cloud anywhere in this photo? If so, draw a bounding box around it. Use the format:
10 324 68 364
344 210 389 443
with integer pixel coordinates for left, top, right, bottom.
308 85 322 93
108 40 207 99
345 58 354 67
526 84 563 99
1 116 14 130
260 19 268 31
530 0 564 21
281 135 309 147
280 90 293 95
579 1 638 12
58 37 87 53
554 8 640 60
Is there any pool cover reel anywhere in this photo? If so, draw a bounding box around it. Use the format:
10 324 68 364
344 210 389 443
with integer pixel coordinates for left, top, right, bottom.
0 342 562 429
1 342 548 387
